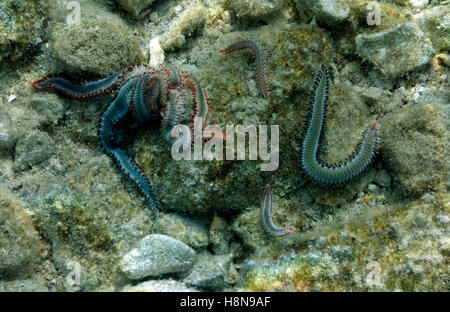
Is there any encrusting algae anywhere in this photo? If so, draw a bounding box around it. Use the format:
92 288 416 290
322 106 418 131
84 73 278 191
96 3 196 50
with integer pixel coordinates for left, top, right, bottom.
0 0 448 292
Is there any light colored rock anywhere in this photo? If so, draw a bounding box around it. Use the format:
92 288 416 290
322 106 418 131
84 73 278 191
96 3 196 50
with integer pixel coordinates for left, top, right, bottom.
380 101 447 195
224 0 288 20
51 17 144 76
0 186 42 279
148 37 164 68
122 279 198 292
209 216 231 255
156 213 209 249
183 252 233 290
0 0 49 63
14 130 54 172
413 5 450 51
297 0 350 25
410 0 429 9
162 5 207 51
355 23 435 77
120 234 196 279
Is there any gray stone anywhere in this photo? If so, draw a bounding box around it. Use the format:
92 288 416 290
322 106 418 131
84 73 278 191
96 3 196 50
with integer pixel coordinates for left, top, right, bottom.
0 0 49 63
50 17 144 77
413 5 450 51
0 279 49 292
156 213 209 249
30 94 65 127
297 0 350 26
0 186 42 279
208 216 231 255
14 130 54 172
374 170 392 188
0 104 40 153
355 23 435 77
224 0 288 20
120 234 196 279
183 252 233 290
122 279 198 292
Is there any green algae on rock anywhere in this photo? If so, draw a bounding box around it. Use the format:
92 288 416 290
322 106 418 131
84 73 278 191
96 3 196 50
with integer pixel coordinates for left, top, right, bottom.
161 4 207 51
0 0 49 64
155 213 209 250
114 0 156 17
13 130 54 172
413 3 450 52
50 17 144 77
0 186 42 280
224 0 289 20
183 252 233 290
355 23 435 77
380 101 447 195
133 24 333 213
297 0 350 26
239 192 449 291
0 90 62 156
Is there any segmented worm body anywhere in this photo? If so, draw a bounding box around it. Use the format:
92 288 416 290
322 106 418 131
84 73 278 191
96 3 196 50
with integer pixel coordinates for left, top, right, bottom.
33 64 210 210
220 39 269 97
261 184 295 236
300 65 380 183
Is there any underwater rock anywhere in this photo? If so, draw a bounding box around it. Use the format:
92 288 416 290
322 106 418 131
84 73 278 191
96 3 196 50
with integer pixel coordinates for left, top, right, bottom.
373 169 392 189
183 252 233 290
240 192 449 291
413 4 450 51
162 4 207 51
50 17 144 77
297 0 350 26
209 216 231 255
29 94 65 128
13 130 54 172
115 0 155 17
410 0 429 9
232 194 304 252
120 234 196 279
122 279 198 292
0 0 447 293
0 278 49 292
0 187 42 280
380 101 447 195
0 102 41 154
303 80 379 206
27 177 154 291
223 0 288 20
136 24 332 213
355 23 435 77
0 0 49 63
231 207 266 252
156 213 209 249
0 93 63 156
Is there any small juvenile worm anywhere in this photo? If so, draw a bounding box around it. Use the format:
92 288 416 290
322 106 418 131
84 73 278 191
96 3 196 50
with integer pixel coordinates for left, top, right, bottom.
261 184 295 236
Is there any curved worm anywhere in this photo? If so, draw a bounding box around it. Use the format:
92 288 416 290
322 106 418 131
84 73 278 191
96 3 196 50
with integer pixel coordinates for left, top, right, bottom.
261 184 295 236
300 65 380 183
220 39 269 97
